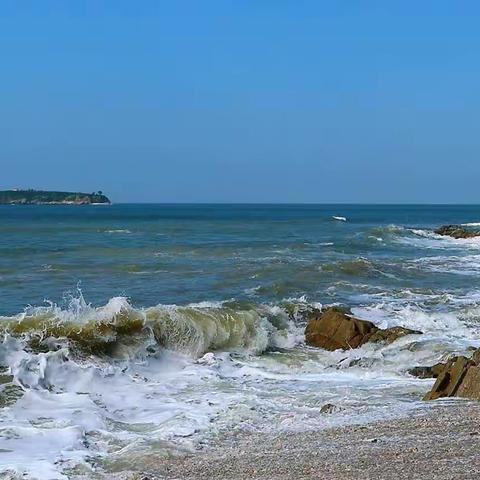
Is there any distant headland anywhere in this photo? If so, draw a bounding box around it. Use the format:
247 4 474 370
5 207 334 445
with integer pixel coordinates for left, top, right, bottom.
0 189 111 205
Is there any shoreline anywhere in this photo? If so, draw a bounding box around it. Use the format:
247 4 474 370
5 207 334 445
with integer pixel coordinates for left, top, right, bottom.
108 401 480 480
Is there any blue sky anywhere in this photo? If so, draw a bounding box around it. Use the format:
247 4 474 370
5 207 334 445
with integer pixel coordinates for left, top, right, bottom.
1 1 480 203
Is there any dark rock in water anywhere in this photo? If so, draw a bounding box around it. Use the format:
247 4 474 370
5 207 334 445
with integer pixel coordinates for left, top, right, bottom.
305 307 421 351
408 363 449 379
305 308 375 350
434 225 480 239
320 403 344 414
424 350 480 401
367 326 421 344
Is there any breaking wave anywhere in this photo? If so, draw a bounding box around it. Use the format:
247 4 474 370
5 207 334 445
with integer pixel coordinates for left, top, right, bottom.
0 293 303 360
2 291 480 479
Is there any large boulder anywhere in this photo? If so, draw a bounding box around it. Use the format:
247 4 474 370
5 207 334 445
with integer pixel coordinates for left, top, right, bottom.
305 307 421 351
434 225 480 239
424 349 480 401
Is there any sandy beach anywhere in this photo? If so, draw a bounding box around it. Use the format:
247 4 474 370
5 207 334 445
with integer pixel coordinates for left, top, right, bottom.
125 402 480 480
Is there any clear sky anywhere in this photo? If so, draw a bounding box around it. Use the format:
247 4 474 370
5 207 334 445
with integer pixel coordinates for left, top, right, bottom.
1 1 480 203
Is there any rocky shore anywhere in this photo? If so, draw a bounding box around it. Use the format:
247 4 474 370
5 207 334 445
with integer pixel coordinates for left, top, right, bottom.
71 224 480 478
105 403 480 480
104 298 480 480
304 306 480 402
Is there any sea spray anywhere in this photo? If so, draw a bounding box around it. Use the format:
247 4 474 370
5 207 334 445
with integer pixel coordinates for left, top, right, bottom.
3 205 480 478
0 294 303 360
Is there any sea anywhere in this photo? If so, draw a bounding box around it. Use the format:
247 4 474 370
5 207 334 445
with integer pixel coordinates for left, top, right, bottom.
1 204 480 479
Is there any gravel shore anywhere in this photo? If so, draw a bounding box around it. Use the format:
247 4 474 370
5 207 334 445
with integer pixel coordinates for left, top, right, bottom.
124 401 480 480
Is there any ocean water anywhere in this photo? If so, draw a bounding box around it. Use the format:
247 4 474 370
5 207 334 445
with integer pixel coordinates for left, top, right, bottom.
1 204 480 479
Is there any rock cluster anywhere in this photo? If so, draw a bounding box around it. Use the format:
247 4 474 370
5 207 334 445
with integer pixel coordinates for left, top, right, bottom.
305 307 421 351
305 293 480 403
434 225 480 239
424 349 480 401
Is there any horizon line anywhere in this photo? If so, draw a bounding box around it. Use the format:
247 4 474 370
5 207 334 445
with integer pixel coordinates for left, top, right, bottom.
107 202 480 206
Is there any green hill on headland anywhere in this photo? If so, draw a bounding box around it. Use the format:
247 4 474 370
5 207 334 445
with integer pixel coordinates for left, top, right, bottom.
0 190 111 205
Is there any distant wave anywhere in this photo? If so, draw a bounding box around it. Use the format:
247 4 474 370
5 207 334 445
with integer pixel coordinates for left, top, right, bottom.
332 216 347 222
407 228 480 248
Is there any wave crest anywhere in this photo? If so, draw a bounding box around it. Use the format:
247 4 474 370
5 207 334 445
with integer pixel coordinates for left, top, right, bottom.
0 295 301 359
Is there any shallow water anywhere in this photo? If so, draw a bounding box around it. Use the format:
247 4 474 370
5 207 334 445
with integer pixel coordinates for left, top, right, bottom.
1 204 480 478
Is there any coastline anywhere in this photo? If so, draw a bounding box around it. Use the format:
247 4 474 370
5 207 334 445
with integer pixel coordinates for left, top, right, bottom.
106 401 480 480
0 190 111 205
3 206 480 479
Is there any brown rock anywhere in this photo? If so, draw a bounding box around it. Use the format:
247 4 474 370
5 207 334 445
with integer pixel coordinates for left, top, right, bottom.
424 351 480 401
366 326 421 344
473 349 480 364
456 367 480 400
305 307 421 351
434 225 480 239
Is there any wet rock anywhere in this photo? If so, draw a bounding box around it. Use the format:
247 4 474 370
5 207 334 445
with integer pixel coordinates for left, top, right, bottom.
305 307 421 351
424 351 480 401
320 403 344 414
473 349 480 364
434 225 480 239
305 307 375 350
456 366 480 400
366 326 421 344
408 363 448 379
344 357 377 369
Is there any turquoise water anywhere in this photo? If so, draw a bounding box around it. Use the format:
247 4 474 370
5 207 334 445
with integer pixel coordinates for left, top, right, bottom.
2 204 480 314
2 204 480 479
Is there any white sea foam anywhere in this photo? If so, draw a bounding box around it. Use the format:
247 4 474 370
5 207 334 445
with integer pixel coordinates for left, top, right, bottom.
392 228 480 250
1 291 479 478
409 254 480 276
